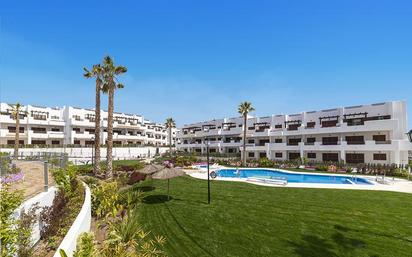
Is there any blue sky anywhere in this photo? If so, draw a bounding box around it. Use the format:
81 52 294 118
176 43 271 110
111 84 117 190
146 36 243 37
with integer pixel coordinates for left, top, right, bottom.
1 0 411 128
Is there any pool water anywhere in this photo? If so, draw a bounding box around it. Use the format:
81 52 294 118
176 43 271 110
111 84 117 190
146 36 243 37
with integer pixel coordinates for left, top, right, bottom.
217 169 373 185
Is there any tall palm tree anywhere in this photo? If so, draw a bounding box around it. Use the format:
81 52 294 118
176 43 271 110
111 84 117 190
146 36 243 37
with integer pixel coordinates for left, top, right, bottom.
238 102 255 166
102 56 127 178
10 103 25 159
83 64 104 175
164 118 176 156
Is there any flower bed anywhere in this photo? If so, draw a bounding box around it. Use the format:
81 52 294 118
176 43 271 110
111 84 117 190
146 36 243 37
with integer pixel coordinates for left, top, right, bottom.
1 171 24 184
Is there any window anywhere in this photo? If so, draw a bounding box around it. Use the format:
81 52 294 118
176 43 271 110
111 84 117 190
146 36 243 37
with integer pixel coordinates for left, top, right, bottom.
373 135 386 141
275 152 282 158
248 152 255 158
31 127 47 134
322 137 338 145
274 138 282 143
288 138 301 145
307 152 316 159
274 124 282 129
306 122 315 128
345 136 364 145
306 137 316 144
248 139 255 144
373 153 387 161
51 128 61 132
52 140 60 145
7 140 24 145
32 140 46 145
321 120 338 128
74 140 81 145
259 152 267 158
346 153 364 164
8 126 24 133
322 153 339 162
288 152 300 160
85 141 94 146
288 124 300 131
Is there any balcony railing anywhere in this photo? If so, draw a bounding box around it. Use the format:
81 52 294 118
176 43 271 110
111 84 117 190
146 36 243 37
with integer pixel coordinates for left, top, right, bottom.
375 140 392 144
346 141 365 145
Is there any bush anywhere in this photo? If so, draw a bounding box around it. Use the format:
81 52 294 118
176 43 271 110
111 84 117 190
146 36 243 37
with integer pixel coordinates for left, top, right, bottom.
0 184 24 257
315 165 328 172
128 171 146 185
259 158 274 168
91 181 121 218
73 232 96 257
52 165 78 197
17 204 40 257
39 190 70 241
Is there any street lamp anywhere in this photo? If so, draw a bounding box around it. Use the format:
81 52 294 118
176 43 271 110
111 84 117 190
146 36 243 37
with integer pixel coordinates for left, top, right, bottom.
407 130 412 142
91 137 95 166
204 135 211 204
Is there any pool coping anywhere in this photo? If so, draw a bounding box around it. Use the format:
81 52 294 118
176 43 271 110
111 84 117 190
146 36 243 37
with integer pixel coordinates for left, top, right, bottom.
186 166 412 194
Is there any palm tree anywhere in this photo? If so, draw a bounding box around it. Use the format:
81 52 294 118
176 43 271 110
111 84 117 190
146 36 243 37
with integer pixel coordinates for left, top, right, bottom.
102 56 127 178
83 64 104 175
164 118 176 156
11 103 24 159
238 102 255 166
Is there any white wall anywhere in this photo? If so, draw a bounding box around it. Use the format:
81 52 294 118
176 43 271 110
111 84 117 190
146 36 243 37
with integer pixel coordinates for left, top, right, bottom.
14 187 58 246
0 146 169 163
54 183 91 257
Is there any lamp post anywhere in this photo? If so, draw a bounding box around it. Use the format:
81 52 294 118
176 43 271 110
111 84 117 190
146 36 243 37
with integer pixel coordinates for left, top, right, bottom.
91 137 95 166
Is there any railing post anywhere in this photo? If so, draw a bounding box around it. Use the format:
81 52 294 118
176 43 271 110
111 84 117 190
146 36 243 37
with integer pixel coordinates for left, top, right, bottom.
43 161 49 192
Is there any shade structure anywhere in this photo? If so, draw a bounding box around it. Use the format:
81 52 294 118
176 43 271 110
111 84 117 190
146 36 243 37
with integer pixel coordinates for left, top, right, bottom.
139 164 163 175
152 167 185 199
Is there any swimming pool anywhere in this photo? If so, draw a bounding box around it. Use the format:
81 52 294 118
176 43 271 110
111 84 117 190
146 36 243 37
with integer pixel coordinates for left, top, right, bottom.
217 168 373 185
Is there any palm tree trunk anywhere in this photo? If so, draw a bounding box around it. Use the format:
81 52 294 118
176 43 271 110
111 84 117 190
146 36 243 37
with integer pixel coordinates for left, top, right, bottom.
107 86 114 178
94 81 101 175
169 127 172 156
242 114 247 166
14 115 20 160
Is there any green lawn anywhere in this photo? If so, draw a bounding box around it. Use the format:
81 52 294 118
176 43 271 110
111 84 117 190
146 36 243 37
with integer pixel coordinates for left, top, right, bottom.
130 176 412 257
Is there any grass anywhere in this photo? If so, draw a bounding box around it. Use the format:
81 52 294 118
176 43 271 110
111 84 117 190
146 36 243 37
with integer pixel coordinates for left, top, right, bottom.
130 176 412 257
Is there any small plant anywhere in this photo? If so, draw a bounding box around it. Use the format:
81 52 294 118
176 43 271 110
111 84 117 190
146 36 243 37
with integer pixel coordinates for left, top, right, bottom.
73 232 96 257
39 190 70 241
17 204 40 257
91 181 121 218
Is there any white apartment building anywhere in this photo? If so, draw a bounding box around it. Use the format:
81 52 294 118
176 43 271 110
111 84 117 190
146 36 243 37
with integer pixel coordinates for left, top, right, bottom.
177 101 412 165
0 103 176 147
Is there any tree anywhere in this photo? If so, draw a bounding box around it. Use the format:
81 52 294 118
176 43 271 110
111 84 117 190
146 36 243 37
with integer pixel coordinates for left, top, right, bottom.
10 103 25 159
165 118 176 156
83 64 104 175
101 56 127 178
238 102 255 166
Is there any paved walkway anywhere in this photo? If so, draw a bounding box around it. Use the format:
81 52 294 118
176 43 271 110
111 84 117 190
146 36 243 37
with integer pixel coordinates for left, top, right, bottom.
186 167 412 195
11 160 55 199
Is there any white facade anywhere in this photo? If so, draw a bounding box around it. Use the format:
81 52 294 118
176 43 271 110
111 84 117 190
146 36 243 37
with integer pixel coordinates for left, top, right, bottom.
177 101 412 165
0 103 176 147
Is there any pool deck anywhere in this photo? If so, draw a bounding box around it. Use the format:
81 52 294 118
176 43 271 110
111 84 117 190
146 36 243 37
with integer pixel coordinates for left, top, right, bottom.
185 167 412 195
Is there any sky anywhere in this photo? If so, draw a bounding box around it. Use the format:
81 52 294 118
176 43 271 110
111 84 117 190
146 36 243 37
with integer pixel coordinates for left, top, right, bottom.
0 0 411 128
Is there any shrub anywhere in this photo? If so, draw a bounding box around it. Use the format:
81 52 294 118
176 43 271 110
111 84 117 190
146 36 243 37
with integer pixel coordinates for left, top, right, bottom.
52 165 78 197
128 171 146 185
17 204 40 257
315 165 328 172
40 190 70 240
91 181 121 218
73 232 96 257
259 158 274 168
0 184 24 257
